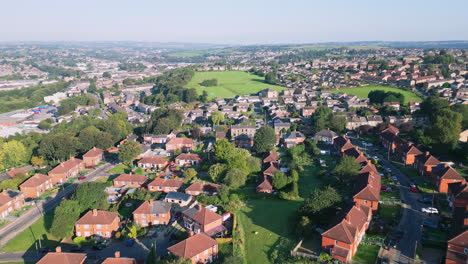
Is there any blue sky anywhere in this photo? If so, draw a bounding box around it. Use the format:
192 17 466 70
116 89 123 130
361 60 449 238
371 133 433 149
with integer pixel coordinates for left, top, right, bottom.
1 0 468 44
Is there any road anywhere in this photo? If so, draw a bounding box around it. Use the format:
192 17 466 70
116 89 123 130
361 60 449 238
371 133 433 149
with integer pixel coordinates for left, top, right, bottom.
0 162 114 251
352 139 426 263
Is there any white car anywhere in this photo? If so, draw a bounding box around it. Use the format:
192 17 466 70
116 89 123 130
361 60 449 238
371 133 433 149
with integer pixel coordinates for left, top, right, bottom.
372 156 380 161
421 207 439 214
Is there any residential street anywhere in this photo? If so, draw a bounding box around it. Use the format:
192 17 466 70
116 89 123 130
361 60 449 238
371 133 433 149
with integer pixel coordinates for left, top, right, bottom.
352 139 425 263
0 162 114 251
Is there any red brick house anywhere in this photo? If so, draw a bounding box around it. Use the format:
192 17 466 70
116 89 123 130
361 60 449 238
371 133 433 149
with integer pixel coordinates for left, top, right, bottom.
182 205 224 236
148 178 185 193
165 137 194 153
175 153 201 166
82 147 104 167
322 203 372 262
102 252 137 264
333 136 354 154
19 173 53 198
448 182 468 210
263 151 279 164
395 142 422 165
48 157 85 184
75 209 119 238
137 156 168 169
431 164 466 193
256 175 273 193
413 152 440 176
353 172 381 211
380 131 398 153
37 247 86 264
113 173 148 188
133 200 172 227
360 161 378 175
185 182 219 196
263 162 279 177
168 233 218 264
0 189 25 219
343 147 368 165
445 230 468 264
283 131 306 148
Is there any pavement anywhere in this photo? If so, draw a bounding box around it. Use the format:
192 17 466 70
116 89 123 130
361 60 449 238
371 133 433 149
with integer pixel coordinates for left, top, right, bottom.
0 162 114 252
352 139 429 263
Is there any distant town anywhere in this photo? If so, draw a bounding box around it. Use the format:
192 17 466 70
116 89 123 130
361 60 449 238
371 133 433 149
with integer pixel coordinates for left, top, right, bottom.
0 42 467 264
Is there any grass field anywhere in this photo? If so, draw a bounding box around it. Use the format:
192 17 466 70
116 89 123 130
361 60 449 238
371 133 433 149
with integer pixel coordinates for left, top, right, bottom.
184 71 285 99
237 199 302 264
331 85 421 104
1 215 60 252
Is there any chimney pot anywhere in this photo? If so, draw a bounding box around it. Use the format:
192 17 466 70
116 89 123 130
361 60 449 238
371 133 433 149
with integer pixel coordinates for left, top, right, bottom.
114 251 120 258
149 200 153 206
93 209 97 216
356 203 360 209
55 247 61 253
444 164 448 168
425 151 430 156
345 215 351 223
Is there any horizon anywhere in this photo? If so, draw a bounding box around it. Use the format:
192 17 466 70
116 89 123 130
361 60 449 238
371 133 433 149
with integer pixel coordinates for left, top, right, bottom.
2 0 468 44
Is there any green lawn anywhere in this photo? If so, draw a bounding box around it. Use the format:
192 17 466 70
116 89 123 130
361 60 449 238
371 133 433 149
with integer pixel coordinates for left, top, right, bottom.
108 164 131 174
352 244 380 264
184 71 285 99
1 215 60 252
331 85 421 104
236 199 302 264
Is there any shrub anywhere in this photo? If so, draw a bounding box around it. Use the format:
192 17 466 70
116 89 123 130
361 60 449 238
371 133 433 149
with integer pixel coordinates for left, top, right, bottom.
73 236 84 245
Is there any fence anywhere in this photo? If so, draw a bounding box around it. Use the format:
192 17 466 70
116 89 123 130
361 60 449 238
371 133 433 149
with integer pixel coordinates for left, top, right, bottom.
290 240 319 260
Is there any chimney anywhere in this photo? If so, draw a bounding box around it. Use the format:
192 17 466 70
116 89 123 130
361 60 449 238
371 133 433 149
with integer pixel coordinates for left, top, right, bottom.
93 209 98 216
149 200 154 206
425 151 430 156
114 251 120 258
367 160 372 165
55 247 61 253
356 203 360 209
444 163 448 168
345 214 351 223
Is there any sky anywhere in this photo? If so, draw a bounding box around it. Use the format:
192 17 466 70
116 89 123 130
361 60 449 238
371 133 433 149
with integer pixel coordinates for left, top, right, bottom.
1 0 468 44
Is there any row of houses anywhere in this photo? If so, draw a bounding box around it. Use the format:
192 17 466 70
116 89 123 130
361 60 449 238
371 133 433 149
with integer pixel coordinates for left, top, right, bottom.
37 247 136 264
378 125 468 264
1 147 106 219
321 136 381 262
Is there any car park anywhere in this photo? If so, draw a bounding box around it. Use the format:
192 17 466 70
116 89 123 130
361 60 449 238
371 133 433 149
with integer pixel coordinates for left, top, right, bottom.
421 207 438 214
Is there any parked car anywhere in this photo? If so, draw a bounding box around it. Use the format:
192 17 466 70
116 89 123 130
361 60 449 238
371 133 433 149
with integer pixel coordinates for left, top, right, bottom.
78 176 86 180
386 168 392 173
421 207 439 214
418 197 432 204
372 156 379 161
39 247 53 253
381 185 388 191
423 219 438 228
92 244 104 250
409 183 417 189
410 187 418 193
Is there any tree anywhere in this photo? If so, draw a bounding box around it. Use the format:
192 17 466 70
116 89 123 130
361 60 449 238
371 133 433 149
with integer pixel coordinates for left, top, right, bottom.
30 156 44 168
420 96 449 121
208 163 227 182
223 256 243 264
210 111 224 126
329 116 347 133
290 169 299 182
300 186 342 225
199 90 208 103
118 141 142 166
223 168 247 188
217 184 230 204
49 200 81 238
425 109 462 152
102 72 111 78
272 170 288 190
213 139 233 162
333 156 360 183
183 168 197 181
72 182 108 211
265 71 278 84
39 134 80 162
245 156 261 173
134 167 144 175
38 118 53 130
253 126 276 154
147 243 157 264
0 141 27 171
311 106 332 132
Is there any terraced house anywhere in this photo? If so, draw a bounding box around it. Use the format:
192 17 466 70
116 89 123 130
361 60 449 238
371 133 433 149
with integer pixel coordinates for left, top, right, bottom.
147 178 185 193
75 209 119 238
168 233 218 264
0 189 24 218
182 205 224 236
48 157 85 184
82 147 104 167
19 173 53 198
113 173 148 188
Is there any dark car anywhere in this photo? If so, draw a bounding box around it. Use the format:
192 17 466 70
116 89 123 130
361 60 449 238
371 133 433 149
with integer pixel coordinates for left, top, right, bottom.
92 244 105 250
418 197 432 204
70 246 84 252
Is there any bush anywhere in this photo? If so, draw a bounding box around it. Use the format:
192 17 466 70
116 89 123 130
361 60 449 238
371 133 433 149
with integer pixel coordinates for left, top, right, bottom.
115 231 121 240
73 236 85 245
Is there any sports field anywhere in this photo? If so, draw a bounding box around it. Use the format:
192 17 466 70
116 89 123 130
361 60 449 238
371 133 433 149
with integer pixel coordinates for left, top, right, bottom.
184 71 284 99
331 85 421 104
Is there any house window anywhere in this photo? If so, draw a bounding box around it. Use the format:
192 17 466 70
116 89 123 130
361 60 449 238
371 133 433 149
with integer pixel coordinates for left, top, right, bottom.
204 249 208 255
142 214 146 218
77 232 81 237
153 213 159 217
96 224 102 229
195 254 199 260
97 231 103 236
464 248 468 254
335 240 338 245
84 224 89 229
